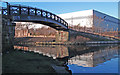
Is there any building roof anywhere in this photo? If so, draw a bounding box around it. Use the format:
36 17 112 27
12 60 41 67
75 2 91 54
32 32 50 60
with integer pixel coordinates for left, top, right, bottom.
58 9 93 19
58 9 119 20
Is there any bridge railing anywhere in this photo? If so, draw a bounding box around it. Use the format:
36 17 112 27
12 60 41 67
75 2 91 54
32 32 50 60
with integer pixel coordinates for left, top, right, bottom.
2 3 68 28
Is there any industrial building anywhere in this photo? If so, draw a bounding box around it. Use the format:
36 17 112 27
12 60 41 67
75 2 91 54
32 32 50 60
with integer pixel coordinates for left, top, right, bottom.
58 9 119 33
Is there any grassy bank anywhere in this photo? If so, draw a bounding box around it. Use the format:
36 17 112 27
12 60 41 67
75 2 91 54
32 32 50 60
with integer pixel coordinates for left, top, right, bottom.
2 49 70 74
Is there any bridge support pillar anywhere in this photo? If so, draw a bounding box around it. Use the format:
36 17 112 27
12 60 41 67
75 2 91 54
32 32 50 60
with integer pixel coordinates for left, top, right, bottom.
0 15 2 53
56 30 69 42
2 18 16 52
0 14 1 75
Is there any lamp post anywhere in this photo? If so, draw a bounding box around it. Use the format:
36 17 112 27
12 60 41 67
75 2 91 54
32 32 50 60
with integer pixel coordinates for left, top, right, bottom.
103 16 106 35
107 24 108 32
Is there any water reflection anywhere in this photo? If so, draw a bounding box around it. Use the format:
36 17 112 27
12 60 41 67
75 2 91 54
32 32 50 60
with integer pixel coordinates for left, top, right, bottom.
68 45 118 67
14 45 69 59
14 44 119 68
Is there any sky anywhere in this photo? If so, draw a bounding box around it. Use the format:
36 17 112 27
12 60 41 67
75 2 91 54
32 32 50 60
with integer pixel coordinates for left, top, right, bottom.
3 2 118 18
2 0 120 2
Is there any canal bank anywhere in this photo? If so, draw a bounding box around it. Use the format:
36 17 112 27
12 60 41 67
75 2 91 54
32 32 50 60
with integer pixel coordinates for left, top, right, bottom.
2 44 119 74
14 41 120 46
2 49 71 74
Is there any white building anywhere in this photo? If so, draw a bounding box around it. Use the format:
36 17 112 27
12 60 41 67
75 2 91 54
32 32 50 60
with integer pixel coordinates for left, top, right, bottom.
58 9 119 32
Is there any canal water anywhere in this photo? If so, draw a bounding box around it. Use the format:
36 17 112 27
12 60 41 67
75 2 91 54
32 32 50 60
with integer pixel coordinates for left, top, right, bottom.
3 44 119 74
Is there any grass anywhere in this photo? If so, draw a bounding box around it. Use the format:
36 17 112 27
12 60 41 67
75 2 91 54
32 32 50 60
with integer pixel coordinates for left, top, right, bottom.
2 49 65 74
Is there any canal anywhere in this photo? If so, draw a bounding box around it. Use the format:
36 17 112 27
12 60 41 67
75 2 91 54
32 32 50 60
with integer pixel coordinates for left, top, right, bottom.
2 44 119 74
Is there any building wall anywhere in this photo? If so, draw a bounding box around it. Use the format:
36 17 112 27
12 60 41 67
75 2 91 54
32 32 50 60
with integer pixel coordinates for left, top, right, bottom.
59 9 119 32
58 10 93 27
93 10 118 32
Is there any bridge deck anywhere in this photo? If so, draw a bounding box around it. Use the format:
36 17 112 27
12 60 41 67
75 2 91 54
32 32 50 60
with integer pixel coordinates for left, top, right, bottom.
2 2 68 30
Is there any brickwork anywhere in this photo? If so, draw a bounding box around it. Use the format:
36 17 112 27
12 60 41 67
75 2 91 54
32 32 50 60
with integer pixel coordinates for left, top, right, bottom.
2 17 16 52
0 14 2 75
56 31 69 42
15 29 30 37
0 15 2 53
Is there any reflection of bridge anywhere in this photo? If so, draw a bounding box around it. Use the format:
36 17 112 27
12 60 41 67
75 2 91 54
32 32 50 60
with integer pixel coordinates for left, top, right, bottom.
14 45 119 67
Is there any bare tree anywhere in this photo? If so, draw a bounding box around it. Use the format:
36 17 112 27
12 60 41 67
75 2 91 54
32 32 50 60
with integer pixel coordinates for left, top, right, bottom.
15 22 35 37
93 14 104 34
24 22 35 36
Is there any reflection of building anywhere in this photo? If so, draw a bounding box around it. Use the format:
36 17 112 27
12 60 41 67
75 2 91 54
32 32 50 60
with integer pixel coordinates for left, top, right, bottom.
59 9 119 34
68 46 118 67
